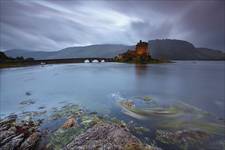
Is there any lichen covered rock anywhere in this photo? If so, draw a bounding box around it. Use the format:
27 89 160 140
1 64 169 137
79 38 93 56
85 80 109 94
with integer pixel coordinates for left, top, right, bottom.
65 122 159 150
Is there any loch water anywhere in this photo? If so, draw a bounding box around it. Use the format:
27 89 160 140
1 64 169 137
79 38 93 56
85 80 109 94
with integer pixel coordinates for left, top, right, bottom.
0 61 224 149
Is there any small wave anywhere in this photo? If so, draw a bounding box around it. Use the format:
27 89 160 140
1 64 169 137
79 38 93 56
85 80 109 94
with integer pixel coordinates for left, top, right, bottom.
214 100 224 106
111 92 126 101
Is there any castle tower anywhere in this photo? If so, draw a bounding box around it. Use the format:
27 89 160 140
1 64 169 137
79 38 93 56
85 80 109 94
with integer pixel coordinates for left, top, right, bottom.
135 40 149 56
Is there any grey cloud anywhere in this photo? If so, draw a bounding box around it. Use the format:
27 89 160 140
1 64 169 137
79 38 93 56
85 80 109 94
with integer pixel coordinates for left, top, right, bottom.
130 21 173 40
0 0 224 51
177 1 225 50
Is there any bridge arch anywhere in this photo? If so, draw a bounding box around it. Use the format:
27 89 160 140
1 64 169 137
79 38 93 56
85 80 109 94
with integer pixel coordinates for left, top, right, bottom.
84 59 90 63
92 59 99 63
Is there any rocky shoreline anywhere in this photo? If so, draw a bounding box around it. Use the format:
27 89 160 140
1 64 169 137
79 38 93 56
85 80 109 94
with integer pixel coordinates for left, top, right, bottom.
0 103 162 150
0 115 41 150
1 99 224 150
0 115 160 150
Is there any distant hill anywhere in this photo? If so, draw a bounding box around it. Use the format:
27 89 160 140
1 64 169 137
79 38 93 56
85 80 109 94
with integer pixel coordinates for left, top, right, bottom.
0 51 12 62
149 39 225 60
4 49 55 60
0 51 34 65
4 39 225 60
5 44 132 60
50 44 132 59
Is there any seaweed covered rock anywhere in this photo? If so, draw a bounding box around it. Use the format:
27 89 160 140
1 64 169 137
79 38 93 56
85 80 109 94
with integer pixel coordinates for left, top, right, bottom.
156 129 209 149
65 122 159 150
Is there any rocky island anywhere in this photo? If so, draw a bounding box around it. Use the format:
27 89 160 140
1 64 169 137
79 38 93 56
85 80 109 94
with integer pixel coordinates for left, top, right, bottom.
115 40 166 64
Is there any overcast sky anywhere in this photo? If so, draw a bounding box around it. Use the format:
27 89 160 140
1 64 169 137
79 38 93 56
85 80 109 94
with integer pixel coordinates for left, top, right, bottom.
0 0 224 51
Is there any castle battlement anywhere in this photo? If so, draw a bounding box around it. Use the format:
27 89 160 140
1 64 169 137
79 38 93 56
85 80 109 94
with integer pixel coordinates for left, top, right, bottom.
135 40 149 56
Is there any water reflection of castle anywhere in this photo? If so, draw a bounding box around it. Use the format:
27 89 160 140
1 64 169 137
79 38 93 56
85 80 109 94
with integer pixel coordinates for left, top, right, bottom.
135 64 148 77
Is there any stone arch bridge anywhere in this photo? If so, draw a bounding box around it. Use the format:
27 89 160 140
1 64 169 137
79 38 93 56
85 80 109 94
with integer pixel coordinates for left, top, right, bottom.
36 58 115 65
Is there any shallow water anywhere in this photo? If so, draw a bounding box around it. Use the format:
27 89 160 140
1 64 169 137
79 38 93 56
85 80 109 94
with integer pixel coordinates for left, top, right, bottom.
0 61 225 149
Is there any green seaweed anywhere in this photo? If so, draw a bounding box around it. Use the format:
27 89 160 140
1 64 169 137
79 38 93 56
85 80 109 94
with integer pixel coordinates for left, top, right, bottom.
134 126 150 134
50 104 82 120
49 127 85 149
142 96 152 101
81 115 103 128
156 129 209 150
120 101 183 118
159 120 225 136
110 117 127 127
135 96 153 102
120 100 210 119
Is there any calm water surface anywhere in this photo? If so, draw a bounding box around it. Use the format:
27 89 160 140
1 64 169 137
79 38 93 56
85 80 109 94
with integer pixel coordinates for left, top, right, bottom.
1 61 224 118
0 61 224 149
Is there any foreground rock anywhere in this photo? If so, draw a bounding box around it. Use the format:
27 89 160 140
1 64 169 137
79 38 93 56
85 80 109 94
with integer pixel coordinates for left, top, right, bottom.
0 116 41 150
65 122 160 150
62 116 77 129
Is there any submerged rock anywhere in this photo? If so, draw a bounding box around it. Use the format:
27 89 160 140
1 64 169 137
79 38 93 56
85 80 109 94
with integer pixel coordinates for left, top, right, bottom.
49 104 83 120
19 99 35 105
120 101 179 119
119 99 212 121
25 91 31 96
21 111 47 120
38 106 46 110
65 122 159 150
159 120 225 136
143 96 152 101
120 100 135 109
136 96 152 102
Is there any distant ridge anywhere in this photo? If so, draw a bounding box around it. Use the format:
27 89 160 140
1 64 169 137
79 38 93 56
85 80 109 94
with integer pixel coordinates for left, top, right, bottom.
149 39 225 60
4 39 225 60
